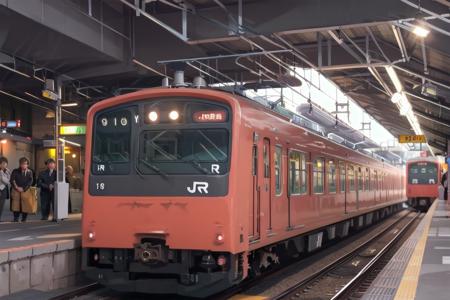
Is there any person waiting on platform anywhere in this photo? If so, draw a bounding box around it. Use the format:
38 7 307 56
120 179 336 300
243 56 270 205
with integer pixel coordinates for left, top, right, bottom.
37 158 57 220
442 170 448 201
0 157 11 222
10 157 35 222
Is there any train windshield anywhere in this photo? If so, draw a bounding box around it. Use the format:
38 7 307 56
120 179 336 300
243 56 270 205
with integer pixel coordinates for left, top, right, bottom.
408 162 438 184
138 129 229 175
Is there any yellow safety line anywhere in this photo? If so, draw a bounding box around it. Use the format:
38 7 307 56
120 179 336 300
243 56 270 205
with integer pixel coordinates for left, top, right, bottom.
394 200 438 300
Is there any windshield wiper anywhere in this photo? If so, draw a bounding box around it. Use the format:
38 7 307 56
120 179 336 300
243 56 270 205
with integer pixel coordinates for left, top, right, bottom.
139 159 168 179
188 160 211 175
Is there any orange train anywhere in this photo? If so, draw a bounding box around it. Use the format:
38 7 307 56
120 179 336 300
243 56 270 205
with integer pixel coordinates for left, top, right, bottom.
406 157 441 210
81 88 405 297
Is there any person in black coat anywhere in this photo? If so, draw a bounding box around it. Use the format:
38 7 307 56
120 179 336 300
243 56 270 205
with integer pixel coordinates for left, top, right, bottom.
37 158 57 220
442 171 448 201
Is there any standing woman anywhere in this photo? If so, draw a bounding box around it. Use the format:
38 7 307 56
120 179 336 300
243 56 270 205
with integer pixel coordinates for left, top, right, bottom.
0 157 10 222
10 157 34 222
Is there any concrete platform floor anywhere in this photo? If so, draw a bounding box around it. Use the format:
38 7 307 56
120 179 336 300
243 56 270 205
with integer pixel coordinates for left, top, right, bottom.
0 214 81 250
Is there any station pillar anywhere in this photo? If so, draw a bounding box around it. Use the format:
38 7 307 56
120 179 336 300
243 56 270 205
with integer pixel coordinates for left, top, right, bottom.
54 78 69 220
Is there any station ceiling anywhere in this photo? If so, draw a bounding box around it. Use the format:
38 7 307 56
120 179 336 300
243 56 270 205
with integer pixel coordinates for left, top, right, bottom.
0 0 449 154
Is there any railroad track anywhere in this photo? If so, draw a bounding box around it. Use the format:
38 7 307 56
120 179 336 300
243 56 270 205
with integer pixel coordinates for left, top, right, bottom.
48 282 102 300
272 210 421 300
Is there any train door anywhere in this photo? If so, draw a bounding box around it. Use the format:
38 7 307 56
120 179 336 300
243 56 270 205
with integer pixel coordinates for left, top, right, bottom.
356 167 360 210
262 138 271 231
250 143 260 241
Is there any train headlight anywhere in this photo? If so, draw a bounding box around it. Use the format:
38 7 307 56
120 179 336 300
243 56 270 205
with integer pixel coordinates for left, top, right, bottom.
215 233 224 244
87 231 96 241
169 110 179 120
148 111 158 122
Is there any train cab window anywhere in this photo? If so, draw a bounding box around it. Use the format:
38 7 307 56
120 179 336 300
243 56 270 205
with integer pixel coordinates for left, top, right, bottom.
365 168 370 191
327 160 337 193
289 151 307 195
138 128 229 175
274 146 282 195
348 166 355 191
92 109 132 175
313 158 325 194
339 162 346 192
408 162 438 184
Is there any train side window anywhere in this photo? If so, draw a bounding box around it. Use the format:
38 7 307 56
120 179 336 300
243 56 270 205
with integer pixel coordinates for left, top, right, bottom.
348 166 355 191
313 158 325 194
288 151 308 195
252 145 257 176
289 151 300 195
327 160 337 193
263 142 270 178
365 168 370 191
339 161 346 192
274 146 282 195
358 167 363 191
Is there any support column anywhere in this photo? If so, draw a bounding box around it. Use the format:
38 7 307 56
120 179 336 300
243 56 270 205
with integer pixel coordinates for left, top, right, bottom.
54 78 69 221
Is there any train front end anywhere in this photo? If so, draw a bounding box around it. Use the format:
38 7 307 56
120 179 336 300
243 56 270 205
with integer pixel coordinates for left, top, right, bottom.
406 159 440 210
81 89 243 297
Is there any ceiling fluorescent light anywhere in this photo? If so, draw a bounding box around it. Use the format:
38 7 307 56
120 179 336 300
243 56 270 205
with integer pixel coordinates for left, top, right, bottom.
385 66 403 93
61 102 78 107
412 25 430 38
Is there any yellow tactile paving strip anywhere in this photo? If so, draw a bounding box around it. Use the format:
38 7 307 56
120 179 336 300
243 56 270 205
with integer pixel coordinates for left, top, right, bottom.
394 200 438 300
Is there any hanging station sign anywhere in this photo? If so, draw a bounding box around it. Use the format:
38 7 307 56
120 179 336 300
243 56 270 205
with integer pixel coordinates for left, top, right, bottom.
398 134 426 144
59 124 86 135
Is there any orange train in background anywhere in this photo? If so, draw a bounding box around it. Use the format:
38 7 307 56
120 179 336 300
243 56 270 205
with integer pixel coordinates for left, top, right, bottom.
406 157 441 210
81 87 405 297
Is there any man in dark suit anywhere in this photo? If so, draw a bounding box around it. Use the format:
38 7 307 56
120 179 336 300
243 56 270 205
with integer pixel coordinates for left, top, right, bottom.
37 158 57 220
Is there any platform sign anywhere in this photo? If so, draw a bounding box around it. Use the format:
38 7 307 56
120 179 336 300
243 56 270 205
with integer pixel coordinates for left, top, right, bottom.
59 124 86 135
0 120 21 128
42 89 58 101
398 134 426 144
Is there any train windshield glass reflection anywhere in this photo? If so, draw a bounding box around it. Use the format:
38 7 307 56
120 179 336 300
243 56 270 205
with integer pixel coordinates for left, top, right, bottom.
408 162 438 184
138 129 229 175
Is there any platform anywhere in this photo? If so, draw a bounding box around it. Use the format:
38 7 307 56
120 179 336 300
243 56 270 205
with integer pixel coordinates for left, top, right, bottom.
0 214 82 297
363 199 450 300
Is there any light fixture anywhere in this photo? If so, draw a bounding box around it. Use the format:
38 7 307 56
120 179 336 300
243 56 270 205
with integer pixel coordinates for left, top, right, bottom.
45 111 56 118
61 102 78 107
87 231 95 241
391 92 403 104
72 153 77 158
422 82 437 97
148 111 158 122
385 66 403 93
215 233 224 244
0 139 7 144
59 138 81 147
169 110 179 120
412 25 430 38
